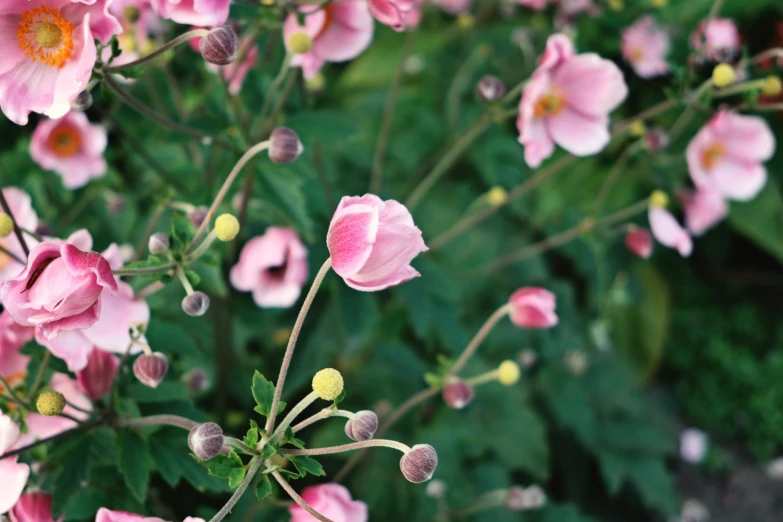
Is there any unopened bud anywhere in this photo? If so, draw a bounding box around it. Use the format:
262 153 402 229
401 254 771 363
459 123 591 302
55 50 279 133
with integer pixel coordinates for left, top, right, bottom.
506 485 547 511
476 75 506 102
188 422 224 461
288 32 313 54
185 368 211 393
133 352 169 388
76 349 120 402
312 368 344 400
400 444 438 483
0 213 13 238
629 120 647 137
643 127 669 152
426 479 447 498
71 90 93 111
200 26 239 65
649 190 669 209
269 127 304 164
183 292 210 317
763 75 783 96
188 206 209 228
36 390 66 416
442 380 474 409
344 410 378 441
711 63 735 88
215 214 239 242
148 232 169 254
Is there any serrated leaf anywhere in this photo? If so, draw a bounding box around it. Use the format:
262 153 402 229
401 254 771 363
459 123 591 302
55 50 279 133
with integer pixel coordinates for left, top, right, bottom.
171 213 196 248
261 443 278 459
244 427 259 450
289 456 325 478
255 475 273 501
185 270 201 287
252 370 286 418
116 430 153 503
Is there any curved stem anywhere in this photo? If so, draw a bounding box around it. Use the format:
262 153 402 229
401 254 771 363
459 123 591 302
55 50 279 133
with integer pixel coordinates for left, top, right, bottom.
271 470 334 522
258 53 293 125
223 437 258 455
268 391 319 444
134 202 167 261
463 369 500 386
592 144 637 216
65 399 93 415
448 304 511 377
208 457 264 522
265 258 332 433
0 375 27 409
280 439 411 456
113 263 177 276
176 265 195 295
116 414 198 431
106 29 209 72
0 187 30 258
134 280 167 300
0 244 24 265
292 408 352 433
189 230 218 260
611 99 677 135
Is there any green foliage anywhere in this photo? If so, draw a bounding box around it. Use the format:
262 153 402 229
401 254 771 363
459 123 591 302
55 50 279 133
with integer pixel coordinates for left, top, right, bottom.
251 371 286 418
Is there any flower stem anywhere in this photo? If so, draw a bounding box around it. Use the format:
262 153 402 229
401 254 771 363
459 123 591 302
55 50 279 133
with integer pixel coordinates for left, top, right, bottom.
463 369 500 386
0 187 30 258
177 266 195 295
258 53 293 125
189 230 218 260
265 258 333 433
208 457 264 522
292 408 352 433
29 351 50 398
448 304 511 377
592 143 639 216
105 29 210 72
0 375 29 410
281 439 411 456
271 470 334 522
134 202 167 261
0 423 99 461
268 391 319 444
116 414 198 431
113 263 177 276
0 244 24 265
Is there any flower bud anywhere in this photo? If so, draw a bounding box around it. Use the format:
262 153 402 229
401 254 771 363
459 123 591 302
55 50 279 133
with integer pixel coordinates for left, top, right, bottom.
476 75 506 102
763 75 782 96
215 214 239 242
711 63 735 88
71 90 93 111
182 292 210 317
188 422 224 461
629 120 647 137
442 380 474 409
400 444 438 483
344 410 378 441
269 127 304 164
133 352 169 388
288 32 314 54
200 26 239 65
10 493 56 522
148 232 170 254
486 186 508 207
188 206 209 228
312 368 344 400
36 390 66 416
185 368 211 393
649 190 669 209
643 127 669 152
0 213 13 238
77 349 120 402
505 485 546 511
497 360 521 386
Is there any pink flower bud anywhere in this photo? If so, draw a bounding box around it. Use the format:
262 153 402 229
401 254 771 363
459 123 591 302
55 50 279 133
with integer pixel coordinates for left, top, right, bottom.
508 287 558 329
680 428 707 464
188 422 224 461
344 410 379 441
188 206 209 228
200 26 239 65
9 492 57 522
132 352 169 388
442 380 474 409
476 75 506 102
400 444 438 483
182 292 210 317
148 233 170 255
643 127 669 152
269 127 304 164
76 349 120 402
185 368 211 393
624 226 653 259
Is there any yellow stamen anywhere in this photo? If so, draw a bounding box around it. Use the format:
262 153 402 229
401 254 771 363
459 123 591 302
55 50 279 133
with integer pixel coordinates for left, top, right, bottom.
700 143 725 171
534 92 567 118
17 7 74 69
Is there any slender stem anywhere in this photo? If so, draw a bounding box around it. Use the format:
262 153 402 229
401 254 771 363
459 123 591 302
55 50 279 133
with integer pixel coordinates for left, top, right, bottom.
741 47 783 68
177 265 195 295
116 414 198 431
292 408 352 433
281 439 411 456
65 399 93 415
224 437 258 455
189 231 218 260
134 203 167 261
0 187 30 258
268 391 319 444
444 490 507 519
463 369 500 386
0 375 28 409
264 69 298 133
258 53 293 125
611 99 678 135
113 263 177 276
0 423 97 461
19 227 44 242
29 351 50 399
271 471 334 522
0 244 24 265
370 30 416 194
187 140 271 253
265 258 333 433
207 457 264 522
134 280 167 300
499 80 526 105
449 304 511 377
446 44 483 131
593 144 637 216
106 29 209 72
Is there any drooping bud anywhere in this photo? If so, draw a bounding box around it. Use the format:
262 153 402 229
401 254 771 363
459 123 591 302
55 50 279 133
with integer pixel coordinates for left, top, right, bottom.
505 485 547 511
269 127 304 164
71 90 93 111
188 206 209 228
200 26 239 65
400 444 438 483
182 292 210 317
711 63 735 88
312 368 344 401
344 410 378 441
287 32 314 54
36 390 66 416
0 213 13 238
148 232 170 254
10 493 56 522
188 422 224 461
133 352 169 388
442 380 474 409
214 214 240 242
76 349 120 401
476 75 506 102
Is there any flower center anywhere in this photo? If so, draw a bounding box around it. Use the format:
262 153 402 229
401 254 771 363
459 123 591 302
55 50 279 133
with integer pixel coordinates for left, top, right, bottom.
629 46 644 63
534 92 567 118
17 7 75 69
46 122 82 157
700 142 724 171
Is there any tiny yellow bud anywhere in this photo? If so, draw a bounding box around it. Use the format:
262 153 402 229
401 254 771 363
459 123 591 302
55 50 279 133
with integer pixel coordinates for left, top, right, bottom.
607 0 624 10
486 187 508 207
649 190 669 209
214 214 239 242
288 32 313 55
763 76 782 96
36 390 66 416
650 0 667 6
306 73 326 92
456 13 474 29
711 64 735 88
312 368 344 400
629 120 647 138
0 213 14 238
497 360 521 386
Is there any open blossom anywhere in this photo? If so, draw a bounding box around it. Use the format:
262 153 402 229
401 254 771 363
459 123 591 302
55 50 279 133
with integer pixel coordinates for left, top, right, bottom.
509 288 558 329
625 226 653 258
0 0 122 125
10 493 62 522
686 111 775 201
283 1 374 80
369 0 421 31
327 195 427 292
230 227 309 308
149 0 229 26
0 415 30 515
690 18 741 61
679 187 728 236
0 187 39 285
0 312 35 354
517 34 627 168
622 16 670 78
30 111 108 189
648 206 692 258
289 484 368 522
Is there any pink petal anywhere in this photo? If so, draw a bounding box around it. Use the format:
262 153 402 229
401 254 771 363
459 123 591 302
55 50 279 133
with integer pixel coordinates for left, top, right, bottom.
327 205 379 278
61 244 119 294
0 415 21 455
350 223 427 285
648 207 693 257
35 328 93 372
81 282 149 353
344 265 420 292
553 54 628 116
0 457 29 515
312 1 374 62
545 107 610 157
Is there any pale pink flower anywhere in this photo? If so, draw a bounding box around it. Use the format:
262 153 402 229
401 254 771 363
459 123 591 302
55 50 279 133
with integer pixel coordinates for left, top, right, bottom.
690 18 741 61
517 34 627 168
622 16 670 78
369 0 421 31
230 227 309 308
0 187 40 285
149 0 229 26
432 0 472 14
9 492 61 522
680 428 708 463
686 111 775 201
95 509 202 522
508 287 558 329
283 1 374 80
679 187 728 236
517 0 548 9
648 207 692 257
327 195 427 292
0 0 122 125
624 226 653 258
289 484 368 522
77 349 120 401
0 415 30 515
30 111 108 189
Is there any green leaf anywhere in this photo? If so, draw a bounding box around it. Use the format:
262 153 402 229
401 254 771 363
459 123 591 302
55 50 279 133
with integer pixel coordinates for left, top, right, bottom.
171 213 196 248
51 434 94 515
261 443 278 459
281 427 305 450
729 180 783 263
149 429 230 492
185 270 201 287
251 370 286 418
244 426 259 450
193 449 247 488
116 430 153 503
289 455 325 478
255 475 273 501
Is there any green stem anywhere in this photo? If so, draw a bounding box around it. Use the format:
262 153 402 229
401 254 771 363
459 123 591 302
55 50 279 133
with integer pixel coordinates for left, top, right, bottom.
271 470 334 522
29 351 51 398
448 304 511 377
113 263 177 276
268 391 319 444
207 457 264 522
280 439 411 456
106 29 209 72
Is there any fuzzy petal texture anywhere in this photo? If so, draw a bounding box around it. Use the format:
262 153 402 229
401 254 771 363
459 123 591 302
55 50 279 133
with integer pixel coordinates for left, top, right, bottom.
290 484 368 522
509 287 558 329
648 207 693 257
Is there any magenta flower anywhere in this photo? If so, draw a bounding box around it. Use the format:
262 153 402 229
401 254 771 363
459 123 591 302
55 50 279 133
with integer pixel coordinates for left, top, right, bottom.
9 492 61 522
624 226 653 259
0 415 29 515
686 111 775 202
289 484 368 522
508 287 558 329
690 18 741 61
30 111 108 189
622 16 670 79
0 187 39 285
0 0 122 125
648 207 692 258
679 187 727 237
327 195 427 292
369 0 420 31
149 0 229 26
230 227 309 308
517 34 627 168
283 1 374 80
76 349 120 402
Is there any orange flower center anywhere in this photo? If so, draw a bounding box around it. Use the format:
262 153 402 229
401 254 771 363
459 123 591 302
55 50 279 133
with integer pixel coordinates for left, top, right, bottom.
46 122 82 157
17 7 75 69
700 142 725 171
629 46 644 63
534 92 567 118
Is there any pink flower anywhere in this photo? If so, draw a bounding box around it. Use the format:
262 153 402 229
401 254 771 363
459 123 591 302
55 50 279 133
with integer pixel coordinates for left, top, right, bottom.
679 187 728 236
624 226 653 258
622 16 670 78
30 111 108 189
149 0 229 26
0 414 30 515
686 111 775 201
95 509 202 522
508 287 558 329
0 312 34 355
16 373 91 448
648 207 692 257
517 34 627 168
517 0 548 10
289 484 368 522
10 493 62 522
680 428 707 463
230 227 309 308
0 0 122 125
327 195 427 292
283 1 374 80
432 0 472 14
77 349 120 401
690 18 741 61
369 0 421 31
0 187 39 285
